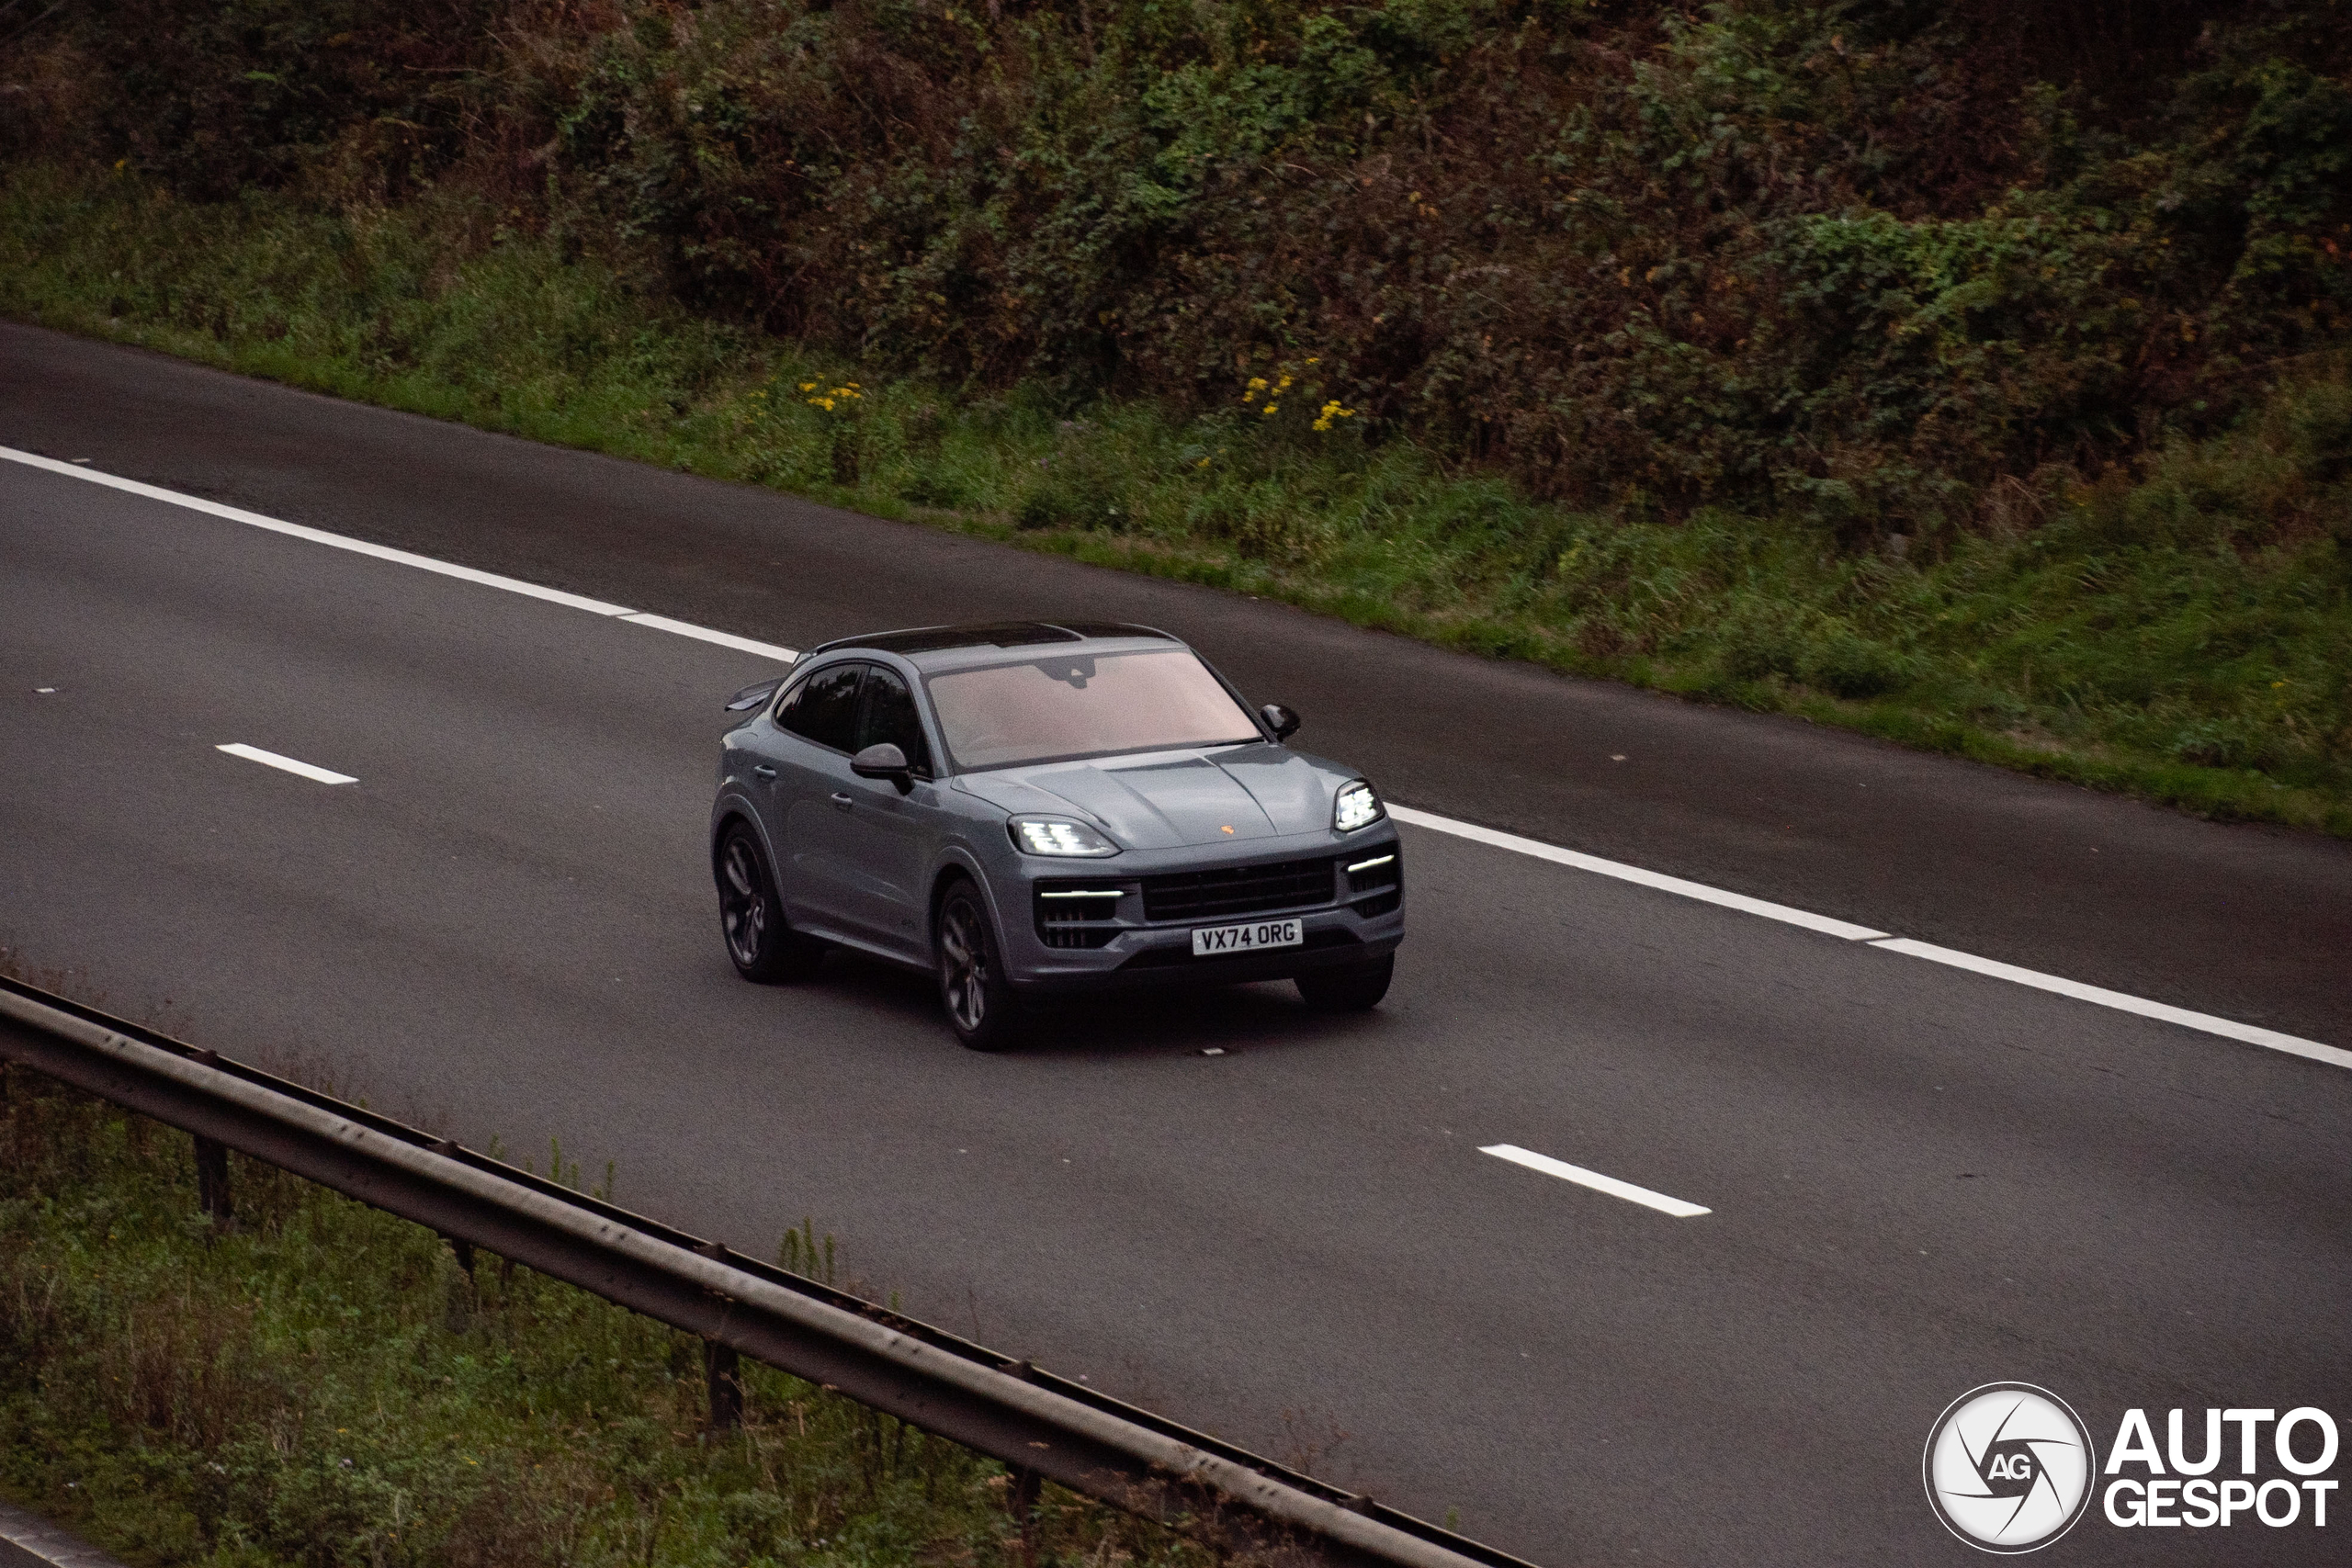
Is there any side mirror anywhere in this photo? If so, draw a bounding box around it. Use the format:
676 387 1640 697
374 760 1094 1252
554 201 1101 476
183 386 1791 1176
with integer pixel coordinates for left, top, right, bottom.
725 677 784 713
851 742 915 793
1260 703 1301 741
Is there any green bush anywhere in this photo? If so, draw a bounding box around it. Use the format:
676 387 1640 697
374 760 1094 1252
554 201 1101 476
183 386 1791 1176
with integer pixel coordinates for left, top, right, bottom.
9 0 2352 527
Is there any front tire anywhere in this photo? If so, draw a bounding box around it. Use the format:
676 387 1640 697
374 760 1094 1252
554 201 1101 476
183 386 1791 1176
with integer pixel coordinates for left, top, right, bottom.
1295 953 1394 1012
936 880 1022 1052
717 823 824 983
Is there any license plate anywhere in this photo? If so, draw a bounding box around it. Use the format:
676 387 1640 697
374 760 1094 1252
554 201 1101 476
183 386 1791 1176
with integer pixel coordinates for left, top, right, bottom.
1192 918 1304 956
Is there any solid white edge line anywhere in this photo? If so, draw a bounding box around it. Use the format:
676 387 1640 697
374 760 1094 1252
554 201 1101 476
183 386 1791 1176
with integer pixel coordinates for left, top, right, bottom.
617 612 797 663
1867 938 2352 1070
1387 804 1889 941
1389 805 2345 1070
217 743 357 786
1479 1145 1712 1218
2 445 639 616
5 446 800 664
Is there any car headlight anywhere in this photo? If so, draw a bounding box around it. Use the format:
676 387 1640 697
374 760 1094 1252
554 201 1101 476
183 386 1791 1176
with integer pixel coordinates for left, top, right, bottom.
1333 780 1384 832
1009 818 1121 857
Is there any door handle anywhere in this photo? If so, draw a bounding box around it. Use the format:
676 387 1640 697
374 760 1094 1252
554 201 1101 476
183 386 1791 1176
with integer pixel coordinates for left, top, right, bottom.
752 765 778 780
831 792 854 811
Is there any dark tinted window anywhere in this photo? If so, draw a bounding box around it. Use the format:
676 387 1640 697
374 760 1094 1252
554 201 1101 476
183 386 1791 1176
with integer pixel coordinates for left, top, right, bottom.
855 667 933 775
776 661 865 752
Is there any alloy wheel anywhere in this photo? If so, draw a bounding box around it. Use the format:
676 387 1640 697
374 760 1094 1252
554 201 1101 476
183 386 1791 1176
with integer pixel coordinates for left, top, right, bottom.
940 897 988 1032
721 837 767 967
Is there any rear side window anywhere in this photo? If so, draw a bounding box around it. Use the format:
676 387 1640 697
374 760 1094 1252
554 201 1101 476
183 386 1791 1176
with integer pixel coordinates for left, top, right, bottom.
777 661 865 752
856 667 934 775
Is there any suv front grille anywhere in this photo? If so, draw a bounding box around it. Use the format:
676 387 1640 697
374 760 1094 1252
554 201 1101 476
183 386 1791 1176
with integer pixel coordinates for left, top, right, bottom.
1141 856 1337 923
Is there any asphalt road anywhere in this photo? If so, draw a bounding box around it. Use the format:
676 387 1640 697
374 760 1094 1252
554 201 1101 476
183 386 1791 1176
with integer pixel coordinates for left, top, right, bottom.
5 324 2349 1565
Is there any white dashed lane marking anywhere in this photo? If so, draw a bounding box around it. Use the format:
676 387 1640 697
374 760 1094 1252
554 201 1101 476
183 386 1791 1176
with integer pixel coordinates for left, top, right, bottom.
216 743 358 786
1480 1145 1713 1218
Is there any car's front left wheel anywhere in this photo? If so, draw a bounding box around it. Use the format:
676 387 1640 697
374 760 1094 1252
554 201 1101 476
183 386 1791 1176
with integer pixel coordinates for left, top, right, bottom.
717 823 825 983
936 880 1021 1052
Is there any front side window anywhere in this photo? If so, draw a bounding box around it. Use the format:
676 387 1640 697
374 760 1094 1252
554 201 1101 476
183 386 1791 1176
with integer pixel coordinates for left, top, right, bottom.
855 667 933 775
776 661 865 752
927 649 1260 771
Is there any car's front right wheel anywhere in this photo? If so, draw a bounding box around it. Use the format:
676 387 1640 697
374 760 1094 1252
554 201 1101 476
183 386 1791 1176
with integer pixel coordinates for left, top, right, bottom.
1295 953 1395 1012
936 880 1021 1052
717 823 825 983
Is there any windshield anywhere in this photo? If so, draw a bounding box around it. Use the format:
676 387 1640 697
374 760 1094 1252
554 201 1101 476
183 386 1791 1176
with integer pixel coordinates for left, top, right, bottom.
927 649 1261 770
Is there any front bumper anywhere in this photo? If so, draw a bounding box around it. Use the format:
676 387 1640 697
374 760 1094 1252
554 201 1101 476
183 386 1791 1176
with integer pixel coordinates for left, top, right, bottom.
997 827 1404 994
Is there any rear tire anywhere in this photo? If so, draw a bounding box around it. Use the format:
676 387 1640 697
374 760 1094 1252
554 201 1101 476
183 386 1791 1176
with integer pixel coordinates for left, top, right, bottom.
1295 953 1394 1012
936 880 1022 1052
717 823 825 983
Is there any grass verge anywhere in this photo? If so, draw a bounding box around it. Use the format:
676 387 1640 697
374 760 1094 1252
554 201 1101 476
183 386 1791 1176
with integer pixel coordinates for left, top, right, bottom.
0 1064 1207 1568
6 163 2348 837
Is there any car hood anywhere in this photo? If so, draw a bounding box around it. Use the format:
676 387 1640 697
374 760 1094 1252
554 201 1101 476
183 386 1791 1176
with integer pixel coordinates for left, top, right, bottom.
957 744 1339 849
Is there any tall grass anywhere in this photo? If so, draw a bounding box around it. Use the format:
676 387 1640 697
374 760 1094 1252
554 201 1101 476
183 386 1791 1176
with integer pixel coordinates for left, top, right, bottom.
5 162 2349 834
0 1064 1211 1568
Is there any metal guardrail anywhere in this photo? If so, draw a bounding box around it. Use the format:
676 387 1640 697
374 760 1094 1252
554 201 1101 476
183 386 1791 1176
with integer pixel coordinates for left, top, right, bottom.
0 976 1539 1568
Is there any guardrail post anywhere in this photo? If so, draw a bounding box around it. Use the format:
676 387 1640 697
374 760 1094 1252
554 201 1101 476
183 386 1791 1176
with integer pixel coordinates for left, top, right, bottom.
189 1049 233 1226
694 1240 744 1431
1008 1463 1043 1523
705 1338 742 1431
193 1134 232 1224
1003 1358 1043 1546
429 1145 479 1280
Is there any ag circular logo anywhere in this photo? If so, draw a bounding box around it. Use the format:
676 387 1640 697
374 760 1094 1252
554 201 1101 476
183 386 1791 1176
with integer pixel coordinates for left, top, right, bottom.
1924 1383 2096 1552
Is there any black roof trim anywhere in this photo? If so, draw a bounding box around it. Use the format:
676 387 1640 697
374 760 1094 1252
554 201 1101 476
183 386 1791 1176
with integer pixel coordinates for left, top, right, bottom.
801 621 1176 659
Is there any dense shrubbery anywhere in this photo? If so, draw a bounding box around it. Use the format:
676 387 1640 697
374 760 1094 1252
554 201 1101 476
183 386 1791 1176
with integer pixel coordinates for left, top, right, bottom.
9 0 2351 534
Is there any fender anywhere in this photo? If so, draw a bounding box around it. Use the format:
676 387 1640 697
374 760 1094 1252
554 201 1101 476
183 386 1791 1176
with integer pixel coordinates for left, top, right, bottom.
709 789 784 887
927 839 1004 958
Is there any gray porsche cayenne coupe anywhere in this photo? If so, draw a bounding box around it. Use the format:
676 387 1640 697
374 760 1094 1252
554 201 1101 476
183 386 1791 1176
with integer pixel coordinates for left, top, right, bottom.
709 621 1404 1048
